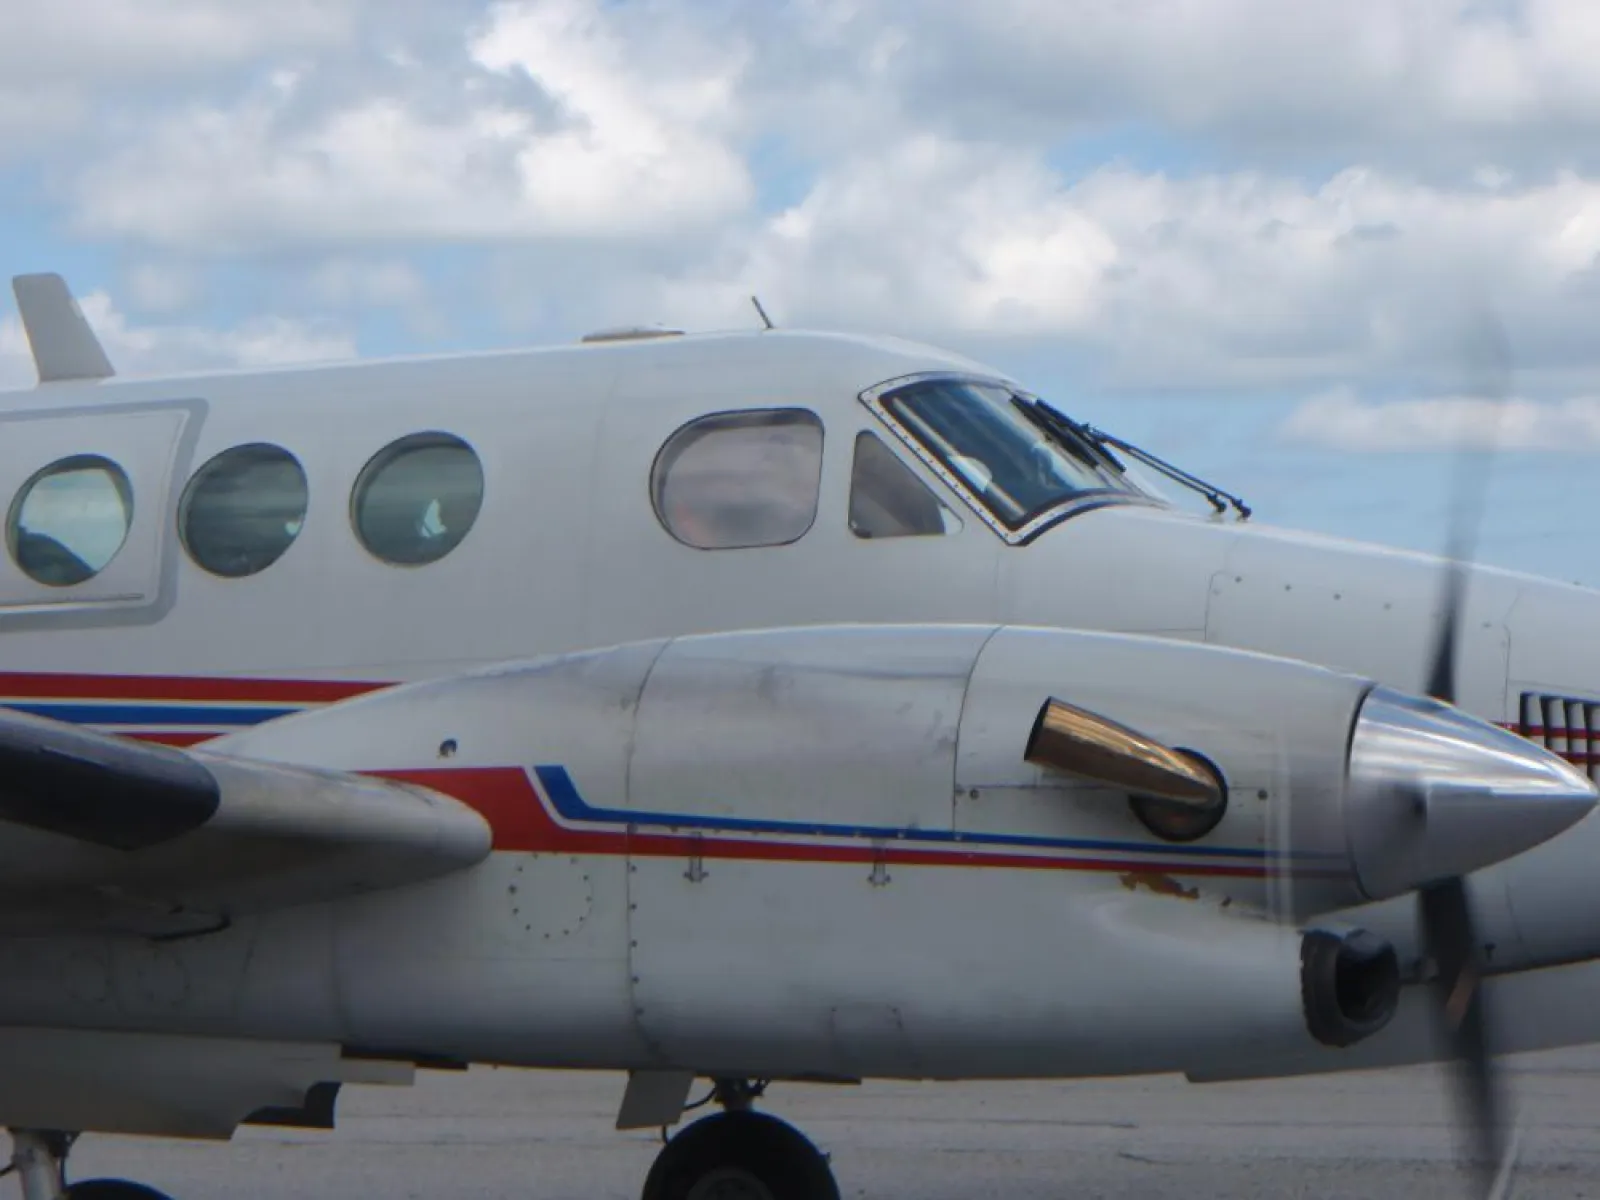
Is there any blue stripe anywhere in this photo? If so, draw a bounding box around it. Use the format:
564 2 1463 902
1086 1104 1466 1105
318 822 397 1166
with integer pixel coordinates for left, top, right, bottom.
533 765 1335 863
9 702 299 727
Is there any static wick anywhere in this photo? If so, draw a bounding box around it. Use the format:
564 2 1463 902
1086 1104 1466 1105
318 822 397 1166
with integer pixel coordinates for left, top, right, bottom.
751 295 774 330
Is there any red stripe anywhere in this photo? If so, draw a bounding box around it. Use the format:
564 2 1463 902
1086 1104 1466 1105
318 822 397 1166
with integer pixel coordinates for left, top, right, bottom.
378 767 1297 879
0 672 386 704
19 685 1573 874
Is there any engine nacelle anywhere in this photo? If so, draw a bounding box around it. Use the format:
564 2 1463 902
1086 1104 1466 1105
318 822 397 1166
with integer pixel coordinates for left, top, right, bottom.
214 622 1590 1063
222 621 1595 925
483 622 1587 919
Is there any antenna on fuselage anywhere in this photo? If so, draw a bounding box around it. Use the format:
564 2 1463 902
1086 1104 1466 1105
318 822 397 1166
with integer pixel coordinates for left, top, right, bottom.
10 273 115 385
750 295 775 330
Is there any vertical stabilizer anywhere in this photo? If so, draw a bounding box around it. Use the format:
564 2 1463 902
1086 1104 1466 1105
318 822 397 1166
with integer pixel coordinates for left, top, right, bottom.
11 273 115 384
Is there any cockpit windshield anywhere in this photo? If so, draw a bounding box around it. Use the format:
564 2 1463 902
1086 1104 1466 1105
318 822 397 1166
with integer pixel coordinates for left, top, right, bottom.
872 377 1146 534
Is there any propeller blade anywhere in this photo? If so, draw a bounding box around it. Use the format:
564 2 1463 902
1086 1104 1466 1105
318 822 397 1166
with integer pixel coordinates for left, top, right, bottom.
1416 304 1516 1195
1489 1127 1523 1200
1419 877 1504 1177
1425 563 1466 704
1423 304 1512 710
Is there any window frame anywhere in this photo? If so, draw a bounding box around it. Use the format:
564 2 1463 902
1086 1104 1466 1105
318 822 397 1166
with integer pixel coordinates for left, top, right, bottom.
349 430 486 568
650 406 826 551
858 371 1163 546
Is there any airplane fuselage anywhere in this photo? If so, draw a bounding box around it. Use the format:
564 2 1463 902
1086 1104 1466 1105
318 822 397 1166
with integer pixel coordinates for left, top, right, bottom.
5 327 1600 1140
0 328 1587 719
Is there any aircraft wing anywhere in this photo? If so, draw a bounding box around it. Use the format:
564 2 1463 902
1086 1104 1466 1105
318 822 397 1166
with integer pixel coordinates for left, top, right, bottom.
0 706 492 936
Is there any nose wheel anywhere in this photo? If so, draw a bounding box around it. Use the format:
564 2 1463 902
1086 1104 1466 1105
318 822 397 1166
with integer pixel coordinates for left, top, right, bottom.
641 1103 840 1200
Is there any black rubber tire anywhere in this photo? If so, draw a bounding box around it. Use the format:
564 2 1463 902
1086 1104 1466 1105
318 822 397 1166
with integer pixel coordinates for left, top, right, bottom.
641 1110 841 1200
64 1180 175 1200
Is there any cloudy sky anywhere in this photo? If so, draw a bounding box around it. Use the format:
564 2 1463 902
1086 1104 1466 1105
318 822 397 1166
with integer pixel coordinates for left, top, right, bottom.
3 0 1600 582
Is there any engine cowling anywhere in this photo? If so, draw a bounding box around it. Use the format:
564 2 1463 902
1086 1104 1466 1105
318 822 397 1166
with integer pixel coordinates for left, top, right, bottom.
213 622 1592 1061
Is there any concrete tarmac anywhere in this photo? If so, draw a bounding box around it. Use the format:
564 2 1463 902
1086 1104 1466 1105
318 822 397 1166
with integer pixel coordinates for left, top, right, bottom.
60 1049 1600 1199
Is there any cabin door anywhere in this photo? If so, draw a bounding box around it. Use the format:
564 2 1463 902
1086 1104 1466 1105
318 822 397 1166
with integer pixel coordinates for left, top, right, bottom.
0 400 201 629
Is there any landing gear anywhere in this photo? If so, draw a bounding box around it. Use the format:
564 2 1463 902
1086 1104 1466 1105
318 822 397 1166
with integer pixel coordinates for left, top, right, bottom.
5 1131 174 1200
641 1080 839 1200
59 1184 172 1200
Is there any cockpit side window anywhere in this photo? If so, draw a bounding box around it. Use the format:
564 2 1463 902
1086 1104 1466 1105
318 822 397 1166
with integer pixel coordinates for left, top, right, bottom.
848 432 959 539
871 376 1135 537
652 409 823 550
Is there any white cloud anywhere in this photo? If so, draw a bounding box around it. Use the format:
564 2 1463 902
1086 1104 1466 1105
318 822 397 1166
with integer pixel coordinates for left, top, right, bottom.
1279 387 1600 451
306 258 446 337
0 86 87 156
23 3 1600 201
122 264 203 315
69 0 752 250
308 259 428 309
614 147 1600 390
0 292 354 390
644 137 1118 337
0 0 348 82
15 0 1600 405
469 0 752 227
0 0 354 157
879 0 1600 172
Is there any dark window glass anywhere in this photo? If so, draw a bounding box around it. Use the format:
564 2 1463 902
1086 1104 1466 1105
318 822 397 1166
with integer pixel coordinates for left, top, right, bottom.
180 443 309 578
352 433 484 566
881 378 1128 529
848 432 957 539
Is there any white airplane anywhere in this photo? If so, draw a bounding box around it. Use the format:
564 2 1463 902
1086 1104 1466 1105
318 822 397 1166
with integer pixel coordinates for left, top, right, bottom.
2 273 1598 1200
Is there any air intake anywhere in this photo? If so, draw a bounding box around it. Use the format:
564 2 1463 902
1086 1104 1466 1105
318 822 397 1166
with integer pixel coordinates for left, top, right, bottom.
1517 690 1600 782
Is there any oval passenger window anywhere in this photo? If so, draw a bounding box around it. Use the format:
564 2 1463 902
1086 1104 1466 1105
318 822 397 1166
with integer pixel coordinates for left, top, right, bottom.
6 454 135 587
180 443 310 579
351 432 485 566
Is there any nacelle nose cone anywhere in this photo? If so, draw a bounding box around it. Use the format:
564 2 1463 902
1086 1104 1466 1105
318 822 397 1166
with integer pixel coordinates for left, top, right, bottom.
1346 688 1598 901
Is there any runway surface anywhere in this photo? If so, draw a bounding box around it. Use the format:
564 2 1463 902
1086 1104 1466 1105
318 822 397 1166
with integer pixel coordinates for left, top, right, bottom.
61 1048 1600 1199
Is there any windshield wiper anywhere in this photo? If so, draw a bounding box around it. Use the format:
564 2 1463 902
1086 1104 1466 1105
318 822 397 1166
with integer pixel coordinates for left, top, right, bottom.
1081 422 1251 520
1024 398 1252 520
1011 396 1117 474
